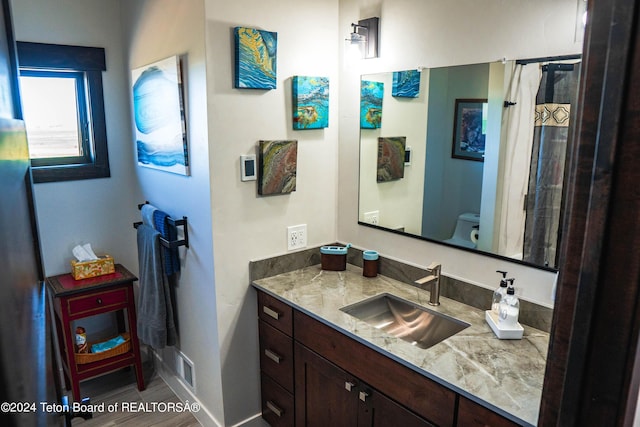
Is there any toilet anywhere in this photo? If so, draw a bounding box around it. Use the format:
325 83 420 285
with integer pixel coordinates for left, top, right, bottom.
443 212 480 248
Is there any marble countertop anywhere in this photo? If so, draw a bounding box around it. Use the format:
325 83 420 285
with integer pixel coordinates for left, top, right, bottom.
252 264 549 426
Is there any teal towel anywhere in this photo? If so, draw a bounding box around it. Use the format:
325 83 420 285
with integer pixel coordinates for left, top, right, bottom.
92 335 126 353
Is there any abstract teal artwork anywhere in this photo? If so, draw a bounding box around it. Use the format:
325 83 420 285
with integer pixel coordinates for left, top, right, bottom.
377 136 406 182
132 55 189 175
234 27 277 89
360 80 384 129
292 76 329 130
258 140 297 195
392 70 420 98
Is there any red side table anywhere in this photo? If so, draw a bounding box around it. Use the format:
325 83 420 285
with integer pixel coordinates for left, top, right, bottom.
46 264 145 401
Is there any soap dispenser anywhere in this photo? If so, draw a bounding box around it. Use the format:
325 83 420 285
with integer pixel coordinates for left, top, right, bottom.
498 279 519 328
491 270 509 315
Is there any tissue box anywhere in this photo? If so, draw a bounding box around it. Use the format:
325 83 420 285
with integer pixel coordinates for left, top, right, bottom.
71 255 115 280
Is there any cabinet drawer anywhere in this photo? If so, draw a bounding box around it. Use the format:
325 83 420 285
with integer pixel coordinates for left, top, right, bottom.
67 288 128 316
259 320 294 393
457 396 520 427
261 372 294 427
257 291 292 336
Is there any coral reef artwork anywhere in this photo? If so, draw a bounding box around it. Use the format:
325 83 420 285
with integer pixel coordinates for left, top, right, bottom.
258 140 298 195
292 76 329 130
132 55 189 175
360 80 384 129
234 27 277 89
377 136 406 182
392 70 420 98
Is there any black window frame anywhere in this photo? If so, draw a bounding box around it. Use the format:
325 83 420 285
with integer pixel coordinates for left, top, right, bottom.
17 41 110 183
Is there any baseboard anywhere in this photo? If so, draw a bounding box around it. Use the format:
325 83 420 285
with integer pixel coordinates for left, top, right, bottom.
153 350 222 427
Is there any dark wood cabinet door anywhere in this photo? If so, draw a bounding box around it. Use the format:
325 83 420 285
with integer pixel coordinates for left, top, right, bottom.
295 342 359 427
359 388 437 427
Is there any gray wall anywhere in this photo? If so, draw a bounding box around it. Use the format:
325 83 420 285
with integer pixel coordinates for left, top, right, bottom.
422 63 489 240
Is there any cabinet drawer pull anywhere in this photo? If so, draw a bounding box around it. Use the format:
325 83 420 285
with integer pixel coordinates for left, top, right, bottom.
359 390 369 402
263 305 280 320
264 349 281 364
345 381 354 392
266 400 283 417
96 298 103 304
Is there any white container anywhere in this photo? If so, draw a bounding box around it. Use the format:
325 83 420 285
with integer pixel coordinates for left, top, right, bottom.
485 310 524 340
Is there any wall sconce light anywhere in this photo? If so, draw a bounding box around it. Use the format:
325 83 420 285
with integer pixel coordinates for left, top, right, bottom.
346 17 379 59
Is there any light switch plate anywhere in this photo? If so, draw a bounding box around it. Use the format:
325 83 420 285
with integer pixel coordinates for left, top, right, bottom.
240 155 256 181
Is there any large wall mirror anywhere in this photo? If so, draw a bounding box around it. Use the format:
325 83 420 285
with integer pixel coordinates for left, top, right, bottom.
358 57 582 270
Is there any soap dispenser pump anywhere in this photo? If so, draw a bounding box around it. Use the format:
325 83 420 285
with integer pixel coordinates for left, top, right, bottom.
491 270 509 315
498 279 519 328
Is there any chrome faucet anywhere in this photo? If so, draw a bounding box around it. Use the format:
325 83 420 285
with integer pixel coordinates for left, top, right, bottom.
414 262 442 306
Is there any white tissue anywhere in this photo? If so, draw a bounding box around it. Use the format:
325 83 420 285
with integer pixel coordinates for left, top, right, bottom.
73 243 99 262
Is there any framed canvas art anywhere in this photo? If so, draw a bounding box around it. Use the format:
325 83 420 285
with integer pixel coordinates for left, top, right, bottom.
234 27 277 89
258 140 297 195
292 76 329 130
392 70 420 98
360 80 384 129
377 136 406 182
451 98 487 161
131 55 189 175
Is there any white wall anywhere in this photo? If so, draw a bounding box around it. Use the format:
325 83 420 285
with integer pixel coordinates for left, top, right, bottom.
11 0 142 278
203 0 340 424
338 0 583 307
121 0 225 425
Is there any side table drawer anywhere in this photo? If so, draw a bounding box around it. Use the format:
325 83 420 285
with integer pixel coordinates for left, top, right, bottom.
67 287 128 316
259 320 294 393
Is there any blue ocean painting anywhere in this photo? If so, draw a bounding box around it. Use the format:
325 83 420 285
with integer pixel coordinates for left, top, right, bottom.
235 27 277 89
292 76 329 130
132 55 189 175
392 70 420 98
360 80 384 129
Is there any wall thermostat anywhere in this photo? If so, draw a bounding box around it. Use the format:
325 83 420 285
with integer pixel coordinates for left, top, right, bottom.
240 155 257 181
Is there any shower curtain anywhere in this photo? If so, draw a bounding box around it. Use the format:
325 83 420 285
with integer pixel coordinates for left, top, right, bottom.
496 64 541 259
522 62 581 267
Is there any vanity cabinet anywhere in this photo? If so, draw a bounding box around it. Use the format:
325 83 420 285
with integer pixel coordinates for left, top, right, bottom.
256 289 523 426
295 342 435 426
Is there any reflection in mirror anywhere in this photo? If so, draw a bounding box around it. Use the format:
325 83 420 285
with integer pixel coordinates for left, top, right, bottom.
358 58 581 270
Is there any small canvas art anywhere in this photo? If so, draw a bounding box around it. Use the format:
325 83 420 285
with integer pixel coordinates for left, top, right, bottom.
258 140 298 195
292 76 329 130
377 136 406 182
360 80 384 129
234 27 277 89
132 55 189 175
392 70 420 98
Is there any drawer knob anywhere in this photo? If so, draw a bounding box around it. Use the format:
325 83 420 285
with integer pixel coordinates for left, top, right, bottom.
96 298 103 304
359 390 370 402
265 400 283 417
345 382 355 392
262 305 280 320
264 349 281 364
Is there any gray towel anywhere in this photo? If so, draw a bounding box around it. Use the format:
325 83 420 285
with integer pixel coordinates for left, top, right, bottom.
136 223 176 349
141 204 157 227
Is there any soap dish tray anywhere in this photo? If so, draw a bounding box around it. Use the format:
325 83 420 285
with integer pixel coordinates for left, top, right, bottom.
485 310 524 340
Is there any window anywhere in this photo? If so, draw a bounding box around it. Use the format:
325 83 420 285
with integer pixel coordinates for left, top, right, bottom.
17 42 110 183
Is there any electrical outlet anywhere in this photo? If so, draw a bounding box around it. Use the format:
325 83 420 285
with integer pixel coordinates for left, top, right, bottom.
287 224 307 251
364 211 379 225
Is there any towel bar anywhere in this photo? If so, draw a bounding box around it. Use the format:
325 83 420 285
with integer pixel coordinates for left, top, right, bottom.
133 202 189 249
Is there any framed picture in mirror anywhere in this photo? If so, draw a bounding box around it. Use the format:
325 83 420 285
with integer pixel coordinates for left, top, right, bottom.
451 98 487 161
